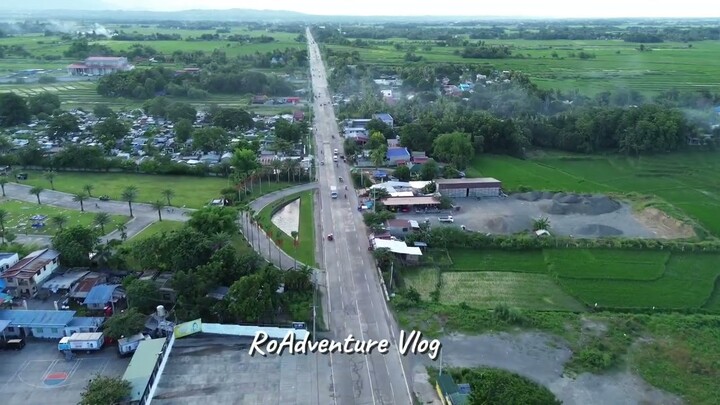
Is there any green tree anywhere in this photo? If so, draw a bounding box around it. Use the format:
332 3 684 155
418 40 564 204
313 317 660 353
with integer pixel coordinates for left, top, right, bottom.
0 177 7 197
29 186 44 204
116 223 128 241
94 212 111 234
166 101 197 122
232 148 259 191
432 132 474 170
83 184 95 197
227 267 281 322
144 96 169 118
103 308 146 339
94 115 129 147
121 186 138 217
52 225 99 267
43 171 56 190
467 368 561 405
51 214 68 231
48 112 79 140
192 127 228 153
532 217 550 231
393 165 411 181
370 146 387 169
0 208 7 243
366 131 387 150
174 118 193 143
188 206 238 236
28 92 61 116
79 375 131 405
161 188 175 206
420 159 439 181
151 200 164 221
92 104 115 118
211 107 254 131
73 192 87 212
0 93 30 127
124 277 160 313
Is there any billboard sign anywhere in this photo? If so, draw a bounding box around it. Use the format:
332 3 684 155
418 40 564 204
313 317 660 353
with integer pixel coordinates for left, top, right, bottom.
174 319 202 338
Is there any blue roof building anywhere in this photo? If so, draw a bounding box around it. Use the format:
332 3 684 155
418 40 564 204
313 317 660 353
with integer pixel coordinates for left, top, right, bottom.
386 147 411 166
84 284 124 310
0 309 76 338
372 113 394 128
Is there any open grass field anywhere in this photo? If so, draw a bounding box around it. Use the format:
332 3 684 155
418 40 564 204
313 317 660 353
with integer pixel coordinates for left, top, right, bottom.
129 220 184 242
403 267 440 300
16 171 233 209
469 152 720 236
256 190 316 267
441 271 585 311
328 38 720 94
434 248 720 311
0 199 127 236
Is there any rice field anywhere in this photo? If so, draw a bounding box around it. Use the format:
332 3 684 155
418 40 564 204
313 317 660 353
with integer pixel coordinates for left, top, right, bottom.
449 249 547 273
544 249 669 281
469 152 720 236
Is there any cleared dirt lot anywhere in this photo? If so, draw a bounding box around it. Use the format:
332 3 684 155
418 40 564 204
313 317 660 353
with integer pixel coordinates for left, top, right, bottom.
397 192 683 238
0 340 130 405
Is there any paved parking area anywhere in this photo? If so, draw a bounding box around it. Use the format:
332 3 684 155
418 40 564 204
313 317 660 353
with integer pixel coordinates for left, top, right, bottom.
152 334 333 405
0 340 130 405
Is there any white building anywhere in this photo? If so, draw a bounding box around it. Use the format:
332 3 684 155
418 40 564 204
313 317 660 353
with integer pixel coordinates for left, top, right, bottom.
67 56 134 76
0 252 19 272
0 249 60 298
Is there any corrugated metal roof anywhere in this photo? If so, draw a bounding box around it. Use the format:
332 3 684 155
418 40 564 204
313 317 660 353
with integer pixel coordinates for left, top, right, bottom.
0 320 10 332
0 309 76 327
123 338 167 402
66 317 104 328
83 284 121 305
202 323 309 340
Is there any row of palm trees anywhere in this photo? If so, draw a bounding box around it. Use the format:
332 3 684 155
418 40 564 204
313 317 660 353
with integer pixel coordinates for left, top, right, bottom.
234 158 310 194
237 204 303 270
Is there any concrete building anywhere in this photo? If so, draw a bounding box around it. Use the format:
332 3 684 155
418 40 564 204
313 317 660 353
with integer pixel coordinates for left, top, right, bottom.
43 270 91 295
384 219 420 239
0 309 75 339
372 113 394 128
436 178 502 198
67 56 134 76
1 249 60 298
0 252 19 272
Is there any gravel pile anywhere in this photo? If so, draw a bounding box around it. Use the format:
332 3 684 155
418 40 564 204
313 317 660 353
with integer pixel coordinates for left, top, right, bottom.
485 215 532 234
574 224 624 237
511 192 624 216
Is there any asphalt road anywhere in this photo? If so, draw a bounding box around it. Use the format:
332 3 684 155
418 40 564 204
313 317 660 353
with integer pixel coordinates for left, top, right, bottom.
2 182 192 243
306 30 414 405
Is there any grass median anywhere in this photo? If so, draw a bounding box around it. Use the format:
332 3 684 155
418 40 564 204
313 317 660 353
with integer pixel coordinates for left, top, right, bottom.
256 190 316 267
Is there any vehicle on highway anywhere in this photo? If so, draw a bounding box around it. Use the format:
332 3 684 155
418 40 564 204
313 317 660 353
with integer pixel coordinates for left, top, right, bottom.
327 234 334 241
330 186 338 199
333 156 338 162
339 176 343 182
333 149 338 155
438 215 454 223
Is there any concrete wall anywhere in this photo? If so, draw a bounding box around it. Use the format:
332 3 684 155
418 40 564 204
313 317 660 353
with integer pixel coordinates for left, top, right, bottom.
468 186 500 197
31 326 65 339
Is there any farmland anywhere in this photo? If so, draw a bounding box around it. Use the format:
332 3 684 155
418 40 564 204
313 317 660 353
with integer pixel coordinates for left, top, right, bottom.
0 200 127 236
328 38 720 95
404 248 720 312
469 152 720 236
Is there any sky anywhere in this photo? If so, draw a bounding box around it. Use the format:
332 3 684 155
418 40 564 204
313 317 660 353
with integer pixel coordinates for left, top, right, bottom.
101 0 720 18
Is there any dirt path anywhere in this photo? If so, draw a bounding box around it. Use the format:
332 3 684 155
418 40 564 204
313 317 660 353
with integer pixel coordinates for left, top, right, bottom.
419 332 683 405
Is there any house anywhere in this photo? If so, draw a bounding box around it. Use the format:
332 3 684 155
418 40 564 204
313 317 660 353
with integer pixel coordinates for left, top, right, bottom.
151 272 177 303
0 253 19 272
0 249 60 298
436 178 502 198
384 219 419 238
411 151 430 164
370 237 422 263
251 95 269 105
199 154 221 165
83 284 125 311
346 118 372 129
372 113 394 128
344 127 369 143
0 309 75 339
42 270 91 295
69 273 107 300
67 56 134 76
386 147 411 166
282 97 301 104
435 373 471 405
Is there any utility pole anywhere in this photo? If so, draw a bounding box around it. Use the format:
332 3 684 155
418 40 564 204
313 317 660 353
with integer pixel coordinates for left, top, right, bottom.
389 261 394 292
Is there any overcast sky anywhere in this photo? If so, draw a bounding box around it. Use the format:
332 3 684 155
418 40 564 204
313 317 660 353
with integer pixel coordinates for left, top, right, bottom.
102 0 719 18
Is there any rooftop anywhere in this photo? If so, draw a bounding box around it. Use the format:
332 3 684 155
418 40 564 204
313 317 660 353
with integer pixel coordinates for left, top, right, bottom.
70 274 106 297
66 317 104 328
387 147 410 158
0 252 18 260
0 309 76 327
372 238 422 256
382 196 439 206
43 270 91 292
0 319 10 333
374 113 393 120
84 284 122 305
124 338 167 402
2 249 60 280
436 177 501 185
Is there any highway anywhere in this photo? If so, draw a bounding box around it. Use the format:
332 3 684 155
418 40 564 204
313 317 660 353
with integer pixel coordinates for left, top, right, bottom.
306 29 414 405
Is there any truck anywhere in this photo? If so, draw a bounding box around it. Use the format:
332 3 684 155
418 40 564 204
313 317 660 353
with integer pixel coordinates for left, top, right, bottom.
330 186 338 199
117 333 150 357
438 216 454 223
58 332 105 352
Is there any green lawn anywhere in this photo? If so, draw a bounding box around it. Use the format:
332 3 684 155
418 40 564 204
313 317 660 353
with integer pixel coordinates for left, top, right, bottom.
404 267 440 300
440 271 585 311
544 249 669 281
470 152 720 236
329 38 720 95
0 199 127 236
256 190 316 267
16 172 292 209
129 220 185 242
449 249 547 273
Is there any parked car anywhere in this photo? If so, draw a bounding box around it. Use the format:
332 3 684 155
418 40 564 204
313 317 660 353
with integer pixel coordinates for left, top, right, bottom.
438 216 454 223
60 298 70 310
99 195 110 201
16 173 28 180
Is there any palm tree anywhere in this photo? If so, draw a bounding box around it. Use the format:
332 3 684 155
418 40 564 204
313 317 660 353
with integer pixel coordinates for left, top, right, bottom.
94 212 111 234
73 192 87 212
29 186 44 204
0 208 7 243
271 159 283 182
151 200 164 221
532 217 551 232
50 214 68 231
116 223 128 241
291 230 299 269
44 171 56 190
371 147 387 171
0 177 7 197
121 185 138 217
161 189 175 206
83 184 94 197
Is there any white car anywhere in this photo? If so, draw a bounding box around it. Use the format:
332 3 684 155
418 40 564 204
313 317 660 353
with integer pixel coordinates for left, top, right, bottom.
438 216 454 223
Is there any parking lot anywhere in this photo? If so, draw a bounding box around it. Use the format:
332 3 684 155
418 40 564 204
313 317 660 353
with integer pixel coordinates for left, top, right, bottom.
153 334 333 405
0 340 130 405
396 192 662 238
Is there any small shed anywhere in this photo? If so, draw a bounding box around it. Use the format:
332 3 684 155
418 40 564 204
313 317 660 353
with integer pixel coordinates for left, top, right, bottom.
83 284 124 310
